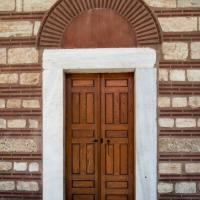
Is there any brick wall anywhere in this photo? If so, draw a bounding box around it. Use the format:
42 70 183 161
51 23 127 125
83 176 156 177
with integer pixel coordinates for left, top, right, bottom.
0 0 200 199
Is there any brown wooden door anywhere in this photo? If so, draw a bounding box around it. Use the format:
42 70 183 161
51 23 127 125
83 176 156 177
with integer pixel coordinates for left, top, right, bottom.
66 73 134 200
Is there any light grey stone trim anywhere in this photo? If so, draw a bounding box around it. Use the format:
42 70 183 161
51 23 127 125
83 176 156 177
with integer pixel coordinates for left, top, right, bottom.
43 48 157 200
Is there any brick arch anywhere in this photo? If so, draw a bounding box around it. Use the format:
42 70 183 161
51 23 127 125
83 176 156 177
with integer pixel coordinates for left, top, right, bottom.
37 0 162 48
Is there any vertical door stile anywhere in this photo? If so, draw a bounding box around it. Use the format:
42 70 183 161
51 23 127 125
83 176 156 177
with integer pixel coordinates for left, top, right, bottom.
97 74 101 200
100 74 106 200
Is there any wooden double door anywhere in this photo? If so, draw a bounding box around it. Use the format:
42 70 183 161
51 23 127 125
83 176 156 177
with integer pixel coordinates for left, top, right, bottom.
65 73 134 200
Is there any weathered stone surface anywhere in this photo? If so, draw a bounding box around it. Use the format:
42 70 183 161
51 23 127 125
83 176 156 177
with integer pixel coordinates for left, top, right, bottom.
176 118 196 128
29 119 39 129
159 138 200 152
34 21 41 36
0 48 6 64
189 96 200 108
0 21 33 37
0 119 6 129
185 163 200 173
8 48 38 64
159 69 168 81
7 119 26 128
172 97 187 107
159 17 197 32
0 138 38 152
198 119 200 127
16 0 22 11
158 97 171 107
175 182 196 193
7 99 21 108
17 181 39 191
144 0 176 8
177 0 200 7
187 70 200 81
0 162 12 171
29 162 39 172
159 163 182 174
0 181 15 191
23 0 57 11
191 42 200 59
158 182 173 194
20 73 40 85
14 162 27 171
170 70 185 81
22 100 40 108
0 99 5 108
0 73 18 84
0 0 15 11
162 42 188 60
159 118 174 128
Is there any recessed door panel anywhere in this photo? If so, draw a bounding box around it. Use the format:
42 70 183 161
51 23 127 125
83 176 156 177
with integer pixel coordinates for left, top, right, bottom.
66 74 100 200
101 74 134 200
66 73 134 200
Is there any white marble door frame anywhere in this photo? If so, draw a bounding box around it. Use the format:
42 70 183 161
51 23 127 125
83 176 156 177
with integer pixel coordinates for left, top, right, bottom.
42 48 157 200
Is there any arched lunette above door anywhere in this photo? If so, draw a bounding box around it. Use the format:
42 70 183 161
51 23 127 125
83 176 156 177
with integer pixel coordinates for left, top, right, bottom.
37 0 162 48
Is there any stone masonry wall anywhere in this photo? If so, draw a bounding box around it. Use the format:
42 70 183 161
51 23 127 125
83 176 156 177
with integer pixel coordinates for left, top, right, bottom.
0 0 200 199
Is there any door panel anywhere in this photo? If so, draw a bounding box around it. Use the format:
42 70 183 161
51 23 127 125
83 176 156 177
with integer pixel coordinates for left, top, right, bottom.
66 74 100 200
101 74 134 200
66 73 134 200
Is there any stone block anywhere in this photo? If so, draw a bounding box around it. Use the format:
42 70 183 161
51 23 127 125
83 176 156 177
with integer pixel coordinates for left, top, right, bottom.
172 97 187 107
177 0 200 7
176 118 196 128
34 21 41 36
159 17 197 32
7 119 26 128
185 163 200 173
0 73 18 84
16 0 22 11
17 181 39 191
20 73 40 85
159 163 182 174
162 42 188 60
23 0 57 11
175 182 196 193
0 21 33 37
7 99 21 108
0 138 38 152
0 48 7 64
159 118 174 128
158 182 173 194
22 100 40 108
191 42 200 59
0 181 15 191
0 99 5 108
198 119 200 127
144 0 176 8
189 96 200 108
170 70 185 81
0 119 6 129
0 162 12 171
8 48 38 64
14 162 27 171
29 119 39 129
158 97 171 107
29 162 39 172
0 0 15 11
159 138 200 152
187 70 200 81
159 69 168 81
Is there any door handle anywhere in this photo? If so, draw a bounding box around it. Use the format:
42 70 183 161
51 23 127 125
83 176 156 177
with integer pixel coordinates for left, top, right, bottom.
93 139 98 143
107 139 110 144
